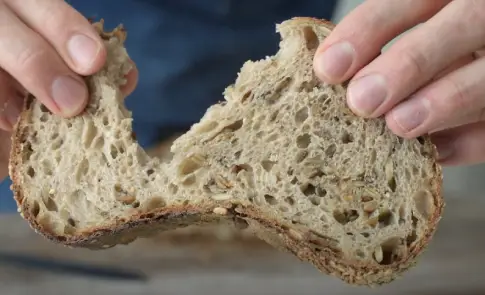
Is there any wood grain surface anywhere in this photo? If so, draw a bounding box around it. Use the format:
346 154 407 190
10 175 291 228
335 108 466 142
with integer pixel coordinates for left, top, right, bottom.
0 195 484 295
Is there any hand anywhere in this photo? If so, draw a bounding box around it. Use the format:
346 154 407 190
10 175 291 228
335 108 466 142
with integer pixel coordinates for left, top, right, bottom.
314 0 485 166
0 0 138 181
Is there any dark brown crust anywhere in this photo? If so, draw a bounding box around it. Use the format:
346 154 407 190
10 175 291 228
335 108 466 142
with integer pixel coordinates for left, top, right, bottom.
8 17 444 286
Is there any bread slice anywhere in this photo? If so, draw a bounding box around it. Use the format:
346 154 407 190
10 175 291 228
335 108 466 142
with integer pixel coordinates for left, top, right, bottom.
8 17 444 286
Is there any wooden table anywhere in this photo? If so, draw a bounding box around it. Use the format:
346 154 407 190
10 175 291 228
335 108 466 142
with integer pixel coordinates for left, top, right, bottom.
0 195 484 295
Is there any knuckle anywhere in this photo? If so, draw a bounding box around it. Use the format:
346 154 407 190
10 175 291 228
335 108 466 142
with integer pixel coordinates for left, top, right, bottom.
427 76 470 117
399 48 429 78
444 76 470 112
15 46 47 77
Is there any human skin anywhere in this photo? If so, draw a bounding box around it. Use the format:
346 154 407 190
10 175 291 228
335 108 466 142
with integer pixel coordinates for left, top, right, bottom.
314 0 485 166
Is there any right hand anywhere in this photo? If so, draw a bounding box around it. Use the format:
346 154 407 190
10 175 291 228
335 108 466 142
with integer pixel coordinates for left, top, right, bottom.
0 0 138 181
0 0 138 132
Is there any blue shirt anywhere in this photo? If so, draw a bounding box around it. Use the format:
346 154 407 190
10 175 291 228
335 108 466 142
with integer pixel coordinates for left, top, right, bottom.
0 0 337 212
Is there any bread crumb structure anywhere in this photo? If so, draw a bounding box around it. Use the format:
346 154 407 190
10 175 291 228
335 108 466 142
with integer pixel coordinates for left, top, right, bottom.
9 18 443 286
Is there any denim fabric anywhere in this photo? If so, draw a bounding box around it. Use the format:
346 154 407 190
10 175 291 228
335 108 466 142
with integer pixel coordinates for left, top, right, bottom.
0 0 337 212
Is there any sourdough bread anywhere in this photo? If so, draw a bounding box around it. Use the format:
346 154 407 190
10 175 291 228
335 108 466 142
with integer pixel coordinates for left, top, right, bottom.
9 18 444 286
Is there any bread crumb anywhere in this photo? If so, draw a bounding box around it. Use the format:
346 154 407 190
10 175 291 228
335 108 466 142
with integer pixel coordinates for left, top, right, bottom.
213 207 228 215
211 194 232 201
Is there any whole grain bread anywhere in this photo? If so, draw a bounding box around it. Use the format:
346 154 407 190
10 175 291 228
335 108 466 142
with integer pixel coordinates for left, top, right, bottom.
8 17 444 286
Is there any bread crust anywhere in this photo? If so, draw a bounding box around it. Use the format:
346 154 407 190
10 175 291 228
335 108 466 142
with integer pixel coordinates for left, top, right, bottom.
8 17 444 286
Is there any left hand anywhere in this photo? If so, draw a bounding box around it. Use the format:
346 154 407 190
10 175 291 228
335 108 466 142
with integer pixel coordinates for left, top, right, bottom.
313 0 485 166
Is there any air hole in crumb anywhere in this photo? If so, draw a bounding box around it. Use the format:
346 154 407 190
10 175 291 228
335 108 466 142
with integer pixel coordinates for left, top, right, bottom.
361 232 370 238
52 139 64 150
317 187 327 197
285 197 295 206
234 150 242 159
267 77 292 104
296 133 311 148
269 110 279 122
379 237 402 265
40 104 49 113
388 176 397 192
301 183 316 196
110 145 118 159
341 131 353 144
325 144 336 158
241 91 252 103
333 209 359 225
146 169 155 176
132 201 140 208
42 160 53 176
279 206 289 212
264 194 277 205
27 167 35 178
417 136 425 145
295 150 308 163
31 201 40 217
369 149 377 164
302 26 319 50
295 107 309 124
182 174 196 186
356 250 366 259
146 197 166 210
103 116 109 126
67 218 76 227
266 133 279 142
40 113 48 122
224 120 243 132
413 190 434 220
169 184 179 195
407 230 417 246
309 196 320 206
378 210 393 227
261 160 276 172
178 155 204 176
45 197 58 212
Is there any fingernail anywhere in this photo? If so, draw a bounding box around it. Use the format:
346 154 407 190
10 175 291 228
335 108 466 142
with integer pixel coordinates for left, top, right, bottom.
67 34 101 70
51 76 87 116
431 135 455 160
316 42 354 80
390 98 429 132
348 74 387 116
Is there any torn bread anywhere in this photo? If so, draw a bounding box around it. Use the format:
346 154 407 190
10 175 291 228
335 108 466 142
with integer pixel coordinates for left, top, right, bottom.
9 17 443 286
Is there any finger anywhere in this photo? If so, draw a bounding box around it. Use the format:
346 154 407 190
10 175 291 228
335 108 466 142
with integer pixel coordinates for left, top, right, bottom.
429 109 485 134
120 62 138 97
432 53 475 81
0 129 11 180
6 0 106 75
346 0 485 119
0 5 88 117
314 0 450 83
0 70 23 131
431 121 485 166
385 54 485 138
